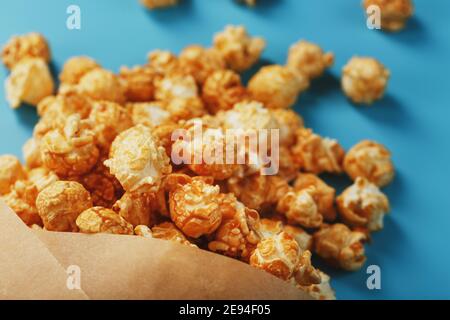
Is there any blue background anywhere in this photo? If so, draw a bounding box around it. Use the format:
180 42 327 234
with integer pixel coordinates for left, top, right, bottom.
1 0 449 299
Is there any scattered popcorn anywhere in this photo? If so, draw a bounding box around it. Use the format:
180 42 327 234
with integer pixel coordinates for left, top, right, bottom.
77 68 126 104
0 155 26 195
248 65 309 109
140 0 178 10
59 56 101 85
151 222 198 247
1 180 41 225
213 25 265 72
344 140 394 187
147 50 179 74
363 0 414 31
76 206 134 235
342 56 390 104
36 181 92 232
119 65 157 102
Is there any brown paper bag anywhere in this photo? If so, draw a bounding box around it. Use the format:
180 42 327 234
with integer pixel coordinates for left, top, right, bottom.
0 202 311 300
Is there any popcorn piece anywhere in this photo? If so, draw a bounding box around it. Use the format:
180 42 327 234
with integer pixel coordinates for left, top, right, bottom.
77 69 126 104
154 72 198 101
134 225 153 238
344 140 394 187
1 32 51 69
363 0 414 31
314 223 367 271
59 56 101 85
284 225 313 251
147 50 179 74
128 101 172 128
113 192 154 227
151 222 197 247
165 97 206 121
294 250 322 286
292 128 345 174
22 138 42 169
36 181 92 232
152 123 181 157
293 173 336 221
27 167 59 192
77 171 119 208
337 177 390 231
0 155 26 195
1 180 41 225
40 114 99 177
179 45 226 84
221 100 279 131
140 0 178 9
248 65 309 109
213 25 265 72
169 178 222 238
202 70 248 114
104 125 172 193
257 218 284 238
276 187 323 228
342 56 390 104
76 207 134 235
271 109 304 147
298 270 336 300
119 65 157 102
5 58 54 108
287 40 334 80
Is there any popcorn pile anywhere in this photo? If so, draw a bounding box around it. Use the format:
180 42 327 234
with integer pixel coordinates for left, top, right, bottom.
1 26 395 300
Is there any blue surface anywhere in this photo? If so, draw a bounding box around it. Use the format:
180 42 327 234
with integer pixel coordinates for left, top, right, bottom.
1 0 449 300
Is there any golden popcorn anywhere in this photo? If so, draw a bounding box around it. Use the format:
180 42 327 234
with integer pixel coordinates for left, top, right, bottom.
344 140 394 187
294 250 322 286
0 155 26 195
147 50 179 74
128 101 172 128
27 167 59 192
213 25 265 72
202 70 248 114
298 270 336 300
169 178 222 238
179 45 226 84
342 56 390 104
134 224 153 238
293 173 336 222
314 223 367 271
40 114 99 177
292 128 345 174
1 180 41 226
221 100 279 131
104 125 172 193
59 56 101 85
272 109 304 147
284 225 313 252
363 0 414 31
5 58 54 108
113 191 154 227
140 0 178 9
165 97 206 121
337 177 390 232
77 171 119 208
151 222 197 247
1 32 51 70
76 207 134 235
154 72 198 101
119 65 157 102
77 68 126 104
22 138 42 169
248 65 309 109
36 181 92 232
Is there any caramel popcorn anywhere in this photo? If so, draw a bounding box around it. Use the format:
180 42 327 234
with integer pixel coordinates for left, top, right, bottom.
128 101 172 128
0 155 26 195
298 270 336 300
337 177 390 231
179 45 226 84
165 97 206 121
154 72 198 101
134 224 153 238
22 138 42 169
344 140 394 187
77 171 118 208
36 181 92 232
40 114 99 177
76 207 134 235
314 224 367 271
342 56 390 104
27 167 59 192
147 50 179 74
104 125 172 193
287 40 334 80
202 70 248 114
272 109 304 147
213 25 265 72
292 128 345 174
221 100 279 131
119 65 157 102
248 65 309 109
113 192 154 227
5 58 54 108
284 225 313 252
363 0 414 31
59 56 101 85
293 173 336 222
77 68 126 104
1 32 51 70
1 180 41 225
140 0 178 9
151 222 197 247
169 178 222 238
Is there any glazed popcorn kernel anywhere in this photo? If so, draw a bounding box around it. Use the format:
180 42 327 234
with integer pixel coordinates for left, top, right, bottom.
344 140 394 187
27 167 59 193
178 45 226 85
140 0 178 9
77 171 119 208
292 128 345 174
314 223 367 271
298 270 336 300
248 65 309 109
0 155 26 195
363 0 414 32
284 225 313 252
272 109 304 147
1 180 41 226
342 56 390 104
287 40 334 80
293 173 336 222
165 97 207 121
22 138 42 169
5 58 54 108
76 206 134 235
77 68 126 104
151 222 198 247
40 114 100 177
1 32 51 70
128 101 172 128
154 72 198 101
208 194 260 261
119 65 158 102
134 224 153 238
213 25 266 72
221 100 280 131
202 70 248 114
59 56 101 85
113 192 154 227
36 180 92 232
147 50 179 74
294 250 322 286
337 177 390 232
276 187 323 229
169 178 222 238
